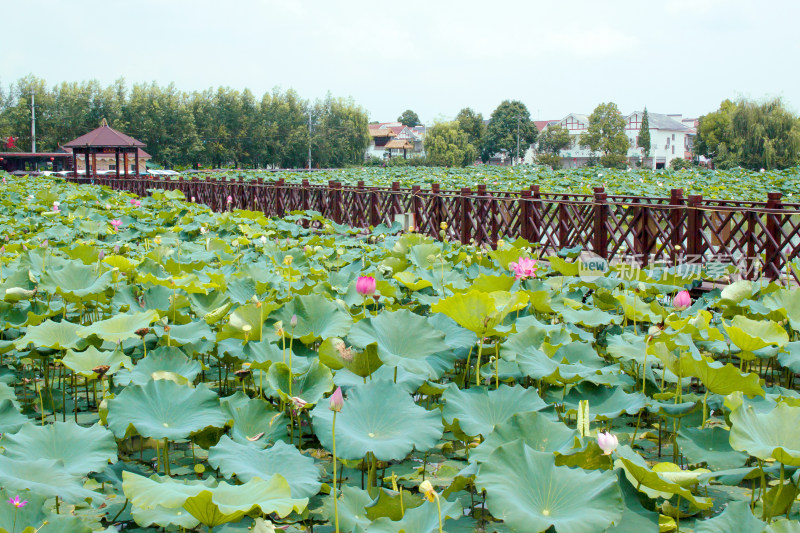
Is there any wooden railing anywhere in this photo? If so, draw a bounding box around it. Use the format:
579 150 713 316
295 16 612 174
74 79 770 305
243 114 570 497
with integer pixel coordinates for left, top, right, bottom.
67 174 800 282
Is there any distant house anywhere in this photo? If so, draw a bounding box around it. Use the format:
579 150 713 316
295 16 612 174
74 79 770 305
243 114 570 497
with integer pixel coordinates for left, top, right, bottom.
59 145 152 173
366 122 426 160
531 111 692 169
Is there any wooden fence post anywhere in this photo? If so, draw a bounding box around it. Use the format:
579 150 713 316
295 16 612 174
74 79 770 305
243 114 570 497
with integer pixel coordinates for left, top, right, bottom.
520 189 532 243
460 187 471 245
430 183 442 239
687 194 703 265
765 192 783 280
411 185 423 234
593 187 608 259
670 188 684 265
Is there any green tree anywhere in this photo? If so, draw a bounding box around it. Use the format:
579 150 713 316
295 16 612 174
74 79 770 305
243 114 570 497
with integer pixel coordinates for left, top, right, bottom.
397 109 421 127
535 124 571 169
637 108 651 163
455 107 486 148
483 100 537 164
581 102 629 168
696 98 800 170
424 122 477 167
311 94 370 167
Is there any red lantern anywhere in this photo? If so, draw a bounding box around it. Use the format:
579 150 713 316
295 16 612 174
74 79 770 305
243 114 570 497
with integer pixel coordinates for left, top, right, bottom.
49 157 54 161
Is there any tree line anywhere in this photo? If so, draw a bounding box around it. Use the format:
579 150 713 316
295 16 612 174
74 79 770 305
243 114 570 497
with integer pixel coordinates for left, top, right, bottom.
0 76 371 169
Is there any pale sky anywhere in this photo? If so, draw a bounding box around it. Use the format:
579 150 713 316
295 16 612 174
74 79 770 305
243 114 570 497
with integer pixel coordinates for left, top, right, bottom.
3 0 798 123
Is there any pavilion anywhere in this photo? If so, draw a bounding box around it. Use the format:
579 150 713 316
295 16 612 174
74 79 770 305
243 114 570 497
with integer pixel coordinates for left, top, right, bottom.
62 119 147 178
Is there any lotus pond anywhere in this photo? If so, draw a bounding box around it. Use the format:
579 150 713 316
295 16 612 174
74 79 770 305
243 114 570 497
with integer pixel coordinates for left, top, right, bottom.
1 172 800 532
172 166 800 202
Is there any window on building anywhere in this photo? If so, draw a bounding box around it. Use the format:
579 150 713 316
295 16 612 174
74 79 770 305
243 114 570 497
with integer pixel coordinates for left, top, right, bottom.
672 133 675 140
666 137 670 147
628 115 642 130
109 164 116 170
672 146 675 155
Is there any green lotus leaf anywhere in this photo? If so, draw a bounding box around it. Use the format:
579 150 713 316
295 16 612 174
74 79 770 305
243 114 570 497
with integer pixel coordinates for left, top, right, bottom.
79 310 160 344
766 519 800 533
14 319 84 350
470 411 578 465
311 380 443 461
2 421 117 476
777 342 800 374
430 290 528 336
606 469 659 533
442 384 547 438
363 486 424 521
322 485 373 531
334 364 424 394
651 462 711 488
208 435 320 498
271 294 353 344
367 497 462 533
729 402 800 465
0 269 36 303
693 500 765 533
0 400 30 434
677 427 748 471
719 280 755 304
155 319 214 345
615 293 664 323
0 457 98 504
560 383 646 421
240 340 312 373
220 392 287 446
319 337 383 378
129 346 201 386
724 316 789 353
685 354 764 397
267 359 333 405
131 504 200 529
215 302 274 343
347 309 451 378
39 261 114 300
107 379 225 440
613 445 712 509
558 305 622 327
476 440 623 533
62 346 132 377
122 471 213 509
183 476 307 523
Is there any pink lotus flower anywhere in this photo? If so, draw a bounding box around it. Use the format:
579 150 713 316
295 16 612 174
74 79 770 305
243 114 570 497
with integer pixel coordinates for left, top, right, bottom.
673 290 691 310
130 199 141 207
8 495 26 508
52 204 60 213
597 431 618 455
291 396 307 410
510 257 537 280
329 387 344 412
226 195 233 204
191 196 196 202
110 219 122 228
356 276 376 296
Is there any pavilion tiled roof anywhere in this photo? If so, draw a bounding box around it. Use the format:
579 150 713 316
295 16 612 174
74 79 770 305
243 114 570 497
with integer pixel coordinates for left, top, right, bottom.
63 123 146 148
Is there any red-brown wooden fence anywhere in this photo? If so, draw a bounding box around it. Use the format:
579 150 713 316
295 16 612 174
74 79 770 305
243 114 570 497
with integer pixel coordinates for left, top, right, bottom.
67 175 800 282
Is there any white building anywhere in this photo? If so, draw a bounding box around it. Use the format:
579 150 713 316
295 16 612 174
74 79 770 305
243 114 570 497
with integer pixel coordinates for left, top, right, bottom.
531 111 693 169
365 122 426 160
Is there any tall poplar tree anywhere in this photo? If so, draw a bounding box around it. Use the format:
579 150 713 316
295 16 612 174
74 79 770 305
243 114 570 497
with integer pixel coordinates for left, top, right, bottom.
637 108 651 166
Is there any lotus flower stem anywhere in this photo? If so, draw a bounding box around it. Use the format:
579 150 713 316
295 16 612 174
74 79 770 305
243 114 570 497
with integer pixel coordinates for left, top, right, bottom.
463 345 474 389
155 439 161 474
701 390 709 428
759 459 767 519
474 341 485 388
331 410 340 533
768 462 785 522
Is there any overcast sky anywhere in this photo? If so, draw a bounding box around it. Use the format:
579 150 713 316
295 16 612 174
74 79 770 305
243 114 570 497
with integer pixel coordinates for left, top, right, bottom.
3 0 798 124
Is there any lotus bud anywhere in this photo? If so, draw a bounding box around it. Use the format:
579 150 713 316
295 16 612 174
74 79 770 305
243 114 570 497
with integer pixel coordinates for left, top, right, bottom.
191 196 196 202
356 276 376 296
291 396 307 410
290 314 298 328
597 431 619 455
260 235 267 245
329 387 344 412
673 290 691 310
440 222 448 231
114 245 120 253
283 255 293 266
98 250 105 260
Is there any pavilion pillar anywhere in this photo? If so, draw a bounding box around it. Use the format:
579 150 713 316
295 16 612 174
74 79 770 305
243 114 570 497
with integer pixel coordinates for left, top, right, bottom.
72 153 77 178
124 151 129 178
134 150 140 177
91 151 97 178
115 149 120 179
84 149 90 179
